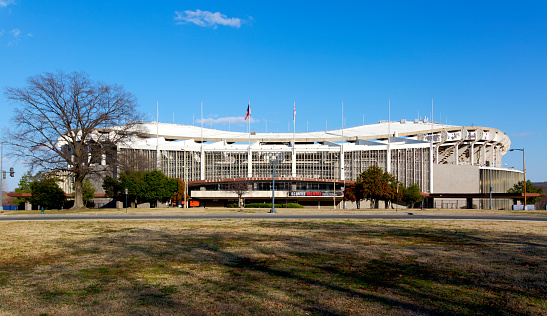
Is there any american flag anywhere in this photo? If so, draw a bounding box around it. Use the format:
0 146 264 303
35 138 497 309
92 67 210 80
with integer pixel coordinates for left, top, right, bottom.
244 102 251 120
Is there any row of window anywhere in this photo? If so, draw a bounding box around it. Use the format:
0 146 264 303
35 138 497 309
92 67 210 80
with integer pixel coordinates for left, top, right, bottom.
118 147 430 190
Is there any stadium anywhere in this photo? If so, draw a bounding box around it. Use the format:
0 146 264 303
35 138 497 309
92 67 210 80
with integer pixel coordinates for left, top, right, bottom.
93 118 523 210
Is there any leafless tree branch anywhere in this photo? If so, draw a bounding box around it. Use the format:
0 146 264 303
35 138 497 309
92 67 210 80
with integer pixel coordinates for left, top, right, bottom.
3 71 143 209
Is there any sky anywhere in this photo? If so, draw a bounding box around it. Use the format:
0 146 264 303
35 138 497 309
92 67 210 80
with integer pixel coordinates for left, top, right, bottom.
0 0 546 190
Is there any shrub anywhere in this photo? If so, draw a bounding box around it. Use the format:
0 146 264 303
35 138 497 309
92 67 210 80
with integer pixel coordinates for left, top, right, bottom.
227 202 303 208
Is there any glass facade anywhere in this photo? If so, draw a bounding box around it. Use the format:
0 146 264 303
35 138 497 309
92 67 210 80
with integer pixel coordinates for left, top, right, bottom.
118 146 431 191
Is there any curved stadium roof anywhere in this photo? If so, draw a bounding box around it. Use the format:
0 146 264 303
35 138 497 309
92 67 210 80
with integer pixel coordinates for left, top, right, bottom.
127 120 508 145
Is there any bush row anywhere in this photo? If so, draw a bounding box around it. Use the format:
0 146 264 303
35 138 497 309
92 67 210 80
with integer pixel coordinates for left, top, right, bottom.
227 202 304 208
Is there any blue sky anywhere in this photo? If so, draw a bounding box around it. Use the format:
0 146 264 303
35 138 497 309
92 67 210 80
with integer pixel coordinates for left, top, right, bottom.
1 0 546 190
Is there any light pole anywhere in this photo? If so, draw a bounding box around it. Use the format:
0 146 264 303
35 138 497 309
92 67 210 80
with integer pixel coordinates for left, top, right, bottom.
509 148 526 208
341 99 345 210
184 166 189 209
489 167 492 210
333 178 336 210
269 154 280 213
333 154 337 209
396 182 399 212
342 168 346 210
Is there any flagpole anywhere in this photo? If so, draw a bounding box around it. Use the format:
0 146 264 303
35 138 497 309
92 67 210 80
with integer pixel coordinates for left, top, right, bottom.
293 101 296 145
248 101 251 148
245 101 252 179
156 101 160 170
388 98 391 142
292 101 296 178
430 98 434 196
387 98 391 175
200 100 204 180
342 98 345 209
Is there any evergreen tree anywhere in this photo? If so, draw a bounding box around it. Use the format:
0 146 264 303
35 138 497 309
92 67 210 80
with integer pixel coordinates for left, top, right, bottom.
507 180 543 205
102 176 122 199
103 170 179 208
82 178 96 207
13 171 36 207
402 183 423 209
29 177 66 210
142 170 178 207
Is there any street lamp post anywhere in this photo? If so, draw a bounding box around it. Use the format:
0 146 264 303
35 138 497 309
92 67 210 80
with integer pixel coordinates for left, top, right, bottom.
342 168 346 210
333 154 337 209
269 154 280 213
184 166 189 209
509 148 526 208
333 178 336 210
489 167 493 210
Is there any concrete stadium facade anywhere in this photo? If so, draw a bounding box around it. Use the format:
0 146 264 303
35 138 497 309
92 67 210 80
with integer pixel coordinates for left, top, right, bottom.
97 119 523 209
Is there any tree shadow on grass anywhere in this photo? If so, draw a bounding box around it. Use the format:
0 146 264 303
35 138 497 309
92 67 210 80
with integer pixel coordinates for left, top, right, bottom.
0 221 545 315
254 221 547 314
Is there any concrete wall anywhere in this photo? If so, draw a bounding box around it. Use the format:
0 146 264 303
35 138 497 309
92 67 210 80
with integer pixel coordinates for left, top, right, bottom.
433 164 480 193
479 168 522 210
433 164 480 209
192 190 292 199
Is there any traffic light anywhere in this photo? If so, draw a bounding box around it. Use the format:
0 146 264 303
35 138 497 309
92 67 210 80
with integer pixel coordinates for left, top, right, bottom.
9 167 14 177
2 171 5 179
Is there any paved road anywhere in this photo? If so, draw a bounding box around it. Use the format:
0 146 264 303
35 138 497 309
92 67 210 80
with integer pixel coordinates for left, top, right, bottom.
1 213 546 222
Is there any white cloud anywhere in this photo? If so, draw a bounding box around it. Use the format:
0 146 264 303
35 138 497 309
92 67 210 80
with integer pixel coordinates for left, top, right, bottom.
0 0 15 8
197 116 258 125
510 132 534 137
174 10 242 28
10 28 19 37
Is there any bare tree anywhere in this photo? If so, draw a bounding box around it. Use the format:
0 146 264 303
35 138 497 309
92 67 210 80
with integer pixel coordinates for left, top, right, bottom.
116 148 156 173
227 180 251 210
3 71 142 209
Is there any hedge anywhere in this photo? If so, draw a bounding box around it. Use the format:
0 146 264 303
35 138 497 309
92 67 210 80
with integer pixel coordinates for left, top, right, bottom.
227 202 303 208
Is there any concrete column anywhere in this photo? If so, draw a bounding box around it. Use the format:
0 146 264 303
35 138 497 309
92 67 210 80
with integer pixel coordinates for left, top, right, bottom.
499 147 503 167
340 148 345 180
492 145 496 167
489 144 494 166
466 198 473 209
183 150 187 181
470 144 474 165
495 146 499 167
291 147 296 177
200 146 205 180
25 201 32 211
247 147 253 177
454 144 459 165
429 145 434 193
386 141 391 173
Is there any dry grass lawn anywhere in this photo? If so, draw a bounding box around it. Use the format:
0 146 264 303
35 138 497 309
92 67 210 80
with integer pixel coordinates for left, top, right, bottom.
0 219 545 315
2 207 546 216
